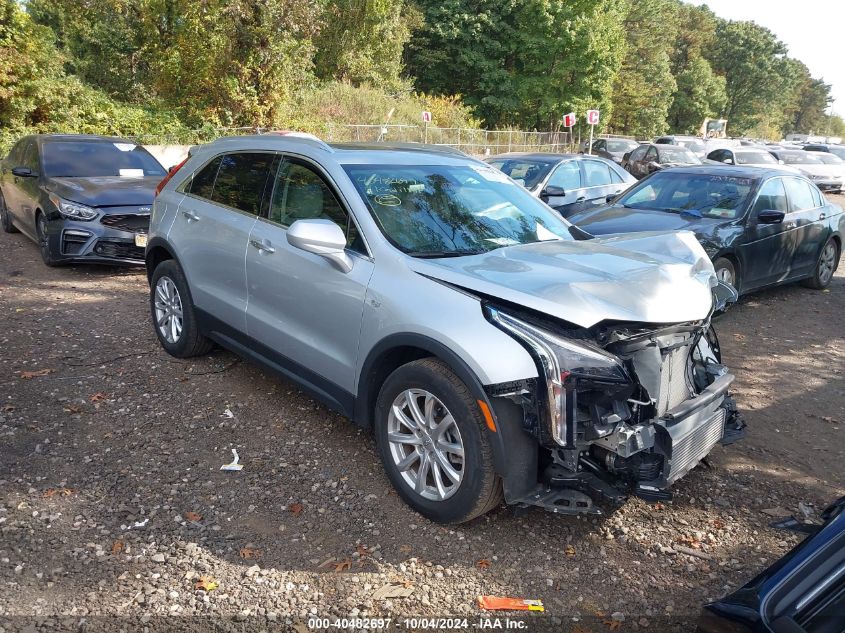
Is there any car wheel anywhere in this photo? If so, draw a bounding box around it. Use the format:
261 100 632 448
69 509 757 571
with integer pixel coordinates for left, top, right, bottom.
374 358 503 524
36 212 59 267
149 259 213 358
713 257 737 290
803 238 839 289
0 191 18 233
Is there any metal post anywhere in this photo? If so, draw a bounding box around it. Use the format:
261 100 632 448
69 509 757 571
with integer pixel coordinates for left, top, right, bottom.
588 124 593 155
424 120 428 144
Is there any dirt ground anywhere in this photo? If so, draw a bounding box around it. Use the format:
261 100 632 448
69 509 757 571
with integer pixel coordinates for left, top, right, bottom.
1 197 844 632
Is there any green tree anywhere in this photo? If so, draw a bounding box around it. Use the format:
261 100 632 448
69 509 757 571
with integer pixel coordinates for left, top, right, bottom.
313 0 417 89
708 19 789 134
609 0 678 138
406 0 627 129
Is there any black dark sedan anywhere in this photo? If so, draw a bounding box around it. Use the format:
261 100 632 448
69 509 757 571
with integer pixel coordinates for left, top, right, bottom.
0 134 167 266
622 143 702 179
567 166 843 295
698 496 845 632
585 137 640 164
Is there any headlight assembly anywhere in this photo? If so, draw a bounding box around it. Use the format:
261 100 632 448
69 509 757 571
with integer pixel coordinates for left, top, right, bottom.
48 194 98 221
487 307 630 446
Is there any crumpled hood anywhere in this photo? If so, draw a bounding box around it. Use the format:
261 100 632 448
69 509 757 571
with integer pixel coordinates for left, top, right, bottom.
46 176 160 207
409 232 716 328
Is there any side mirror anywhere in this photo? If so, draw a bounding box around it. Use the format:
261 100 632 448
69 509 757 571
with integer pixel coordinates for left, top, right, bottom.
286 219 353 273
11 166 35 178
539 185 566 200
778 159 785 165
605 194 617 203
757 209 785 225
712 279 739 312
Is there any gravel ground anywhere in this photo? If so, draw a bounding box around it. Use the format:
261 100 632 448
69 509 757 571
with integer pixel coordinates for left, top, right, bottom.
1 197 844 632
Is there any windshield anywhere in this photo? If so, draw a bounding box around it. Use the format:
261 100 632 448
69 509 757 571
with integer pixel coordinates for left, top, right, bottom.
814 153 844 165
617 171 754 220
607 140 638 153
735 151 777 165
677 139 705 153
42 141 166 178
658 146 701 163
828 147 845 160
343 164 573 256
486 159 553 190
780 152 823 165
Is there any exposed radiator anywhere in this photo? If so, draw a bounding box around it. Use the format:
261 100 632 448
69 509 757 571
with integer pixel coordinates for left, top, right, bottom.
666 408 726 483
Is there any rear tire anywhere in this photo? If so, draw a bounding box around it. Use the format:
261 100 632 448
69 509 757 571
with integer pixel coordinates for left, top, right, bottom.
149 259 213 358
713 257 737 290
374 358 503 524
0 191 18 233
803 238 839 289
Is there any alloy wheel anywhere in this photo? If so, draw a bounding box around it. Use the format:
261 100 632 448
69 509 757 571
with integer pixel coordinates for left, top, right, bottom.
819 242 837 285
154 276 184 344
715 266 734 287
387 389 465 502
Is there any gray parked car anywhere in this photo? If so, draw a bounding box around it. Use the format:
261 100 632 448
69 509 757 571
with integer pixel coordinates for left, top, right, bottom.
485 153 635 218
146 136 745 524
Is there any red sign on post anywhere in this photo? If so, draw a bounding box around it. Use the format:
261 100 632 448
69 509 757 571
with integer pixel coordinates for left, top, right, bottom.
421 111 432 123
562 112 576 127
586 109 600 125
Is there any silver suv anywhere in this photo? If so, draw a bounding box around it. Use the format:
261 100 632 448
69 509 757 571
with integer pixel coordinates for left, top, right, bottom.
146 135 745 524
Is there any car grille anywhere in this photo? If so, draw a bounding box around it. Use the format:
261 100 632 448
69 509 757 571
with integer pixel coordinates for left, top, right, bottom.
99 213 150 234
666 408 726 483
657 345 694 415
93 239 145 261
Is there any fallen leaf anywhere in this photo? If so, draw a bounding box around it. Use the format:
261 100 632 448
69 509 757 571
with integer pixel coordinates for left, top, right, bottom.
400 579 414 589
195 576 218 592
63 403 83 414
653 502 665 510
289 502 304 517
399 544 412 554
565 545 576 558
42 487 74 498
184 511 203 522
476 559 491 569
239 547 261 560
710 518 725 530
19 369 53 379
677 534 702 549
1 404 15 412
317 558 336 569
356 544 370 557
111 540 124 555
89 392 107 403
333 558 352 573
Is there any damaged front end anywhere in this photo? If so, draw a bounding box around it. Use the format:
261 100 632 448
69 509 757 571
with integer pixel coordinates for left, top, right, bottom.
484 283 745 515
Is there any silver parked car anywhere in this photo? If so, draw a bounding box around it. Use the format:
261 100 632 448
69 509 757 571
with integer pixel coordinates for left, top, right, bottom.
485 153 635 219
146 136 745 524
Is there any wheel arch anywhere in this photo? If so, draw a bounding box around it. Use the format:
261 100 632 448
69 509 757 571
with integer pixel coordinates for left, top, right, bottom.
355 333 538 501
145 237 179 285
713 251 742 292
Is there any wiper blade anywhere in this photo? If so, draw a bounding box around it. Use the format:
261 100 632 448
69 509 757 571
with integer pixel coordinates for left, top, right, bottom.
407 250 486 259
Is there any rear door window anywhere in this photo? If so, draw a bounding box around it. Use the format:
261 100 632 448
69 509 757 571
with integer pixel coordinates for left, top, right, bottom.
210 152 277 215
784 177 818 211
185 156 222 200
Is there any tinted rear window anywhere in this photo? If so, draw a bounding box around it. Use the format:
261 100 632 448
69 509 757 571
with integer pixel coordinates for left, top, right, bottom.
42 141 166 178
209 153 277 215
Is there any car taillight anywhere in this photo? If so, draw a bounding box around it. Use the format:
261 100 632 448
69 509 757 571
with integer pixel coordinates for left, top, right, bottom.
155 157 189 197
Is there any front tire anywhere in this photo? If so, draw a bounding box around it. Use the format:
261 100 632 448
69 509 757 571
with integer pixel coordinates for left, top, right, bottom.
0 191 18 233
374 358 502 524
713 257 737 291
803 238 839 289
149 259 213 358
36 212 59 267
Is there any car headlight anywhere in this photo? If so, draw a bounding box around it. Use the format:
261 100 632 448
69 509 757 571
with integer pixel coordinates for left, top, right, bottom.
486 307 630 446
48 194 98 221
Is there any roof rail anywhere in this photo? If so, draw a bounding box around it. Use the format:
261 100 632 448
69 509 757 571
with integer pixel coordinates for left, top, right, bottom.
335 141 472 158
210 131 335 153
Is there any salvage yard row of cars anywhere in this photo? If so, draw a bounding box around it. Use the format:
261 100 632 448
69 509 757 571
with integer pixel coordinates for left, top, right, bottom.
1 132 843 631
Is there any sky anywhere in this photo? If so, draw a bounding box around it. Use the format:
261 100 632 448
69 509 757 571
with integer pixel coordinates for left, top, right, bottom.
690 0 845 115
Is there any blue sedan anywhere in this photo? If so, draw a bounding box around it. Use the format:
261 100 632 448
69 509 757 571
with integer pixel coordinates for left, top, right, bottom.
566 166 843 295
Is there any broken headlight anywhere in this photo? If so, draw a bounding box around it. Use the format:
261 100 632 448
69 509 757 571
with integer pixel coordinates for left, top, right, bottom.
487 308 630 446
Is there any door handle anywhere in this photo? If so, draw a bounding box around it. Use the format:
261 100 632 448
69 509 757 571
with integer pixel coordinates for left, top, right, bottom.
249 238 275 254
819 212 826 220
182 210 200 222
576 196 586 202
785 221 796 229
